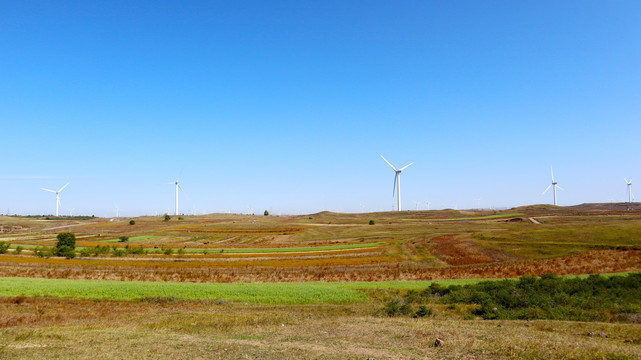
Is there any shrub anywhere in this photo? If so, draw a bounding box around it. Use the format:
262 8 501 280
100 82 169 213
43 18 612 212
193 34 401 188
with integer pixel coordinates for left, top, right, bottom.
128 246 147 255
0 241 10 254
56 232 76 249
14 246 23 255
34 247 51 258
164 214 171 221
434 273 641 322
178 217 184 220
399 303 414 317
93 245 111 256
163 248 174 255
384 300 401 316
414 305 433 318
404 290 419 304
129 220 135 225
264 210 269 216
177 248 185 256
369 220 375 225
79 248 93 257
112 248 125 257
118 236 129 243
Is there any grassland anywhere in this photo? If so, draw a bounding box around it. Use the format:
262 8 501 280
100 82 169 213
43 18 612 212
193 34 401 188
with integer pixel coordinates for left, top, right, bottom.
0 205 639 358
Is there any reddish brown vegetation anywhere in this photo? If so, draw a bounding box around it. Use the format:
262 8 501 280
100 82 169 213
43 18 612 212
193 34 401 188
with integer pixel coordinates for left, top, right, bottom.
430 234 523 265
0 250 638 283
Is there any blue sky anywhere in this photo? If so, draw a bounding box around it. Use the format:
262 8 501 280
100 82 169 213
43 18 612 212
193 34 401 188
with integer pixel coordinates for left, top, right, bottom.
1 1 639 216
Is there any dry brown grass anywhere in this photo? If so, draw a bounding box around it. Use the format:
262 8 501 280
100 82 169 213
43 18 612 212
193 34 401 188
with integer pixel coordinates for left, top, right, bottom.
0 297 639 359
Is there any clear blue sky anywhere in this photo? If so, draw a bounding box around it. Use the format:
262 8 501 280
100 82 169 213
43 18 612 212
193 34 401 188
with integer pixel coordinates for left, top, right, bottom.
1 1 639 216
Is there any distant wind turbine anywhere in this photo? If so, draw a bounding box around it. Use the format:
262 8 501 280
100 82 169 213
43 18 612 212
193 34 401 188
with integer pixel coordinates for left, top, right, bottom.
426 201 430 211
167 178 181 215
381 155 413 212
625 178 634 203
542 166 563 206
40 183 69 216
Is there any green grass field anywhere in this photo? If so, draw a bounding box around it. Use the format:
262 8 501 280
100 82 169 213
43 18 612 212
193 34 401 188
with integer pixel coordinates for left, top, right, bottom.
0 273 634 305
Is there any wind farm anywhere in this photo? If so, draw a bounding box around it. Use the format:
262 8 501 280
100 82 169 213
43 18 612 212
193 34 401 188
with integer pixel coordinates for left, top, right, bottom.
1 1 640 359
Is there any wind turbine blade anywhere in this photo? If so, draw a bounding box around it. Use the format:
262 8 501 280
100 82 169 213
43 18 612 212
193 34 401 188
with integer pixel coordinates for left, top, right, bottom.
393 173 397 197
542 184 552 195
380 155 397 171
399 162 414 171
40 188 56 193
556 185 564 191
550 166 555 182
58 182 69 193
177 184 182 190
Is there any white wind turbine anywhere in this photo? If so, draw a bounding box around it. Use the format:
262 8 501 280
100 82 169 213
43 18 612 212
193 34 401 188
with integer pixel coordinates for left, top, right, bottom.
542 166 563 206
40 183 69 216
426 201 430 210
624 178 634 203
167 178 181 215
381 155 413 212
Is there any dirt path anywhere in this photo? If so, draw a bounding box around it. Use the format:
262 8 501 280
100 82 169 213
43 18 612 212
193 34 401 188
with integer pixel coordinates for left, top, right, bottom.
528 217 542 224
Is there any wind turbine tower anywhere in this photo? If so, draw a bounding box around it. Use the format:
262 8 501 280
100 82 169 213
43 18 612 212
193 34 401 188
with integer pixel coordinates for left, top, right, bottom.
40 183 69 216
542 166 563 206
381 155 413 211
167 178 181 215
625 179 633 203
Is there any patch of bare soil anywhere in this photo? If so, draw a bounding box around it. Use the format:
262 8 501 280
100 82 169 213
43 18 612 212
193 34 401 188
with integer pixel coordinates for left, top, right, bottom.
430 234 523 266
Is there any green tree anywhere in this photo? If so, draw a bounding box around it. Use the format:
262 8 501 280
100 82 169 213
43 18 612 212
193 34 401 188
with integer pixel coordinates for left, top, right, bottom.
129 220 135 225
54 245 76 259
0 241 10 254
264 210 269 216
54 232 76 259
56 232 76 249
164 214 171 221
